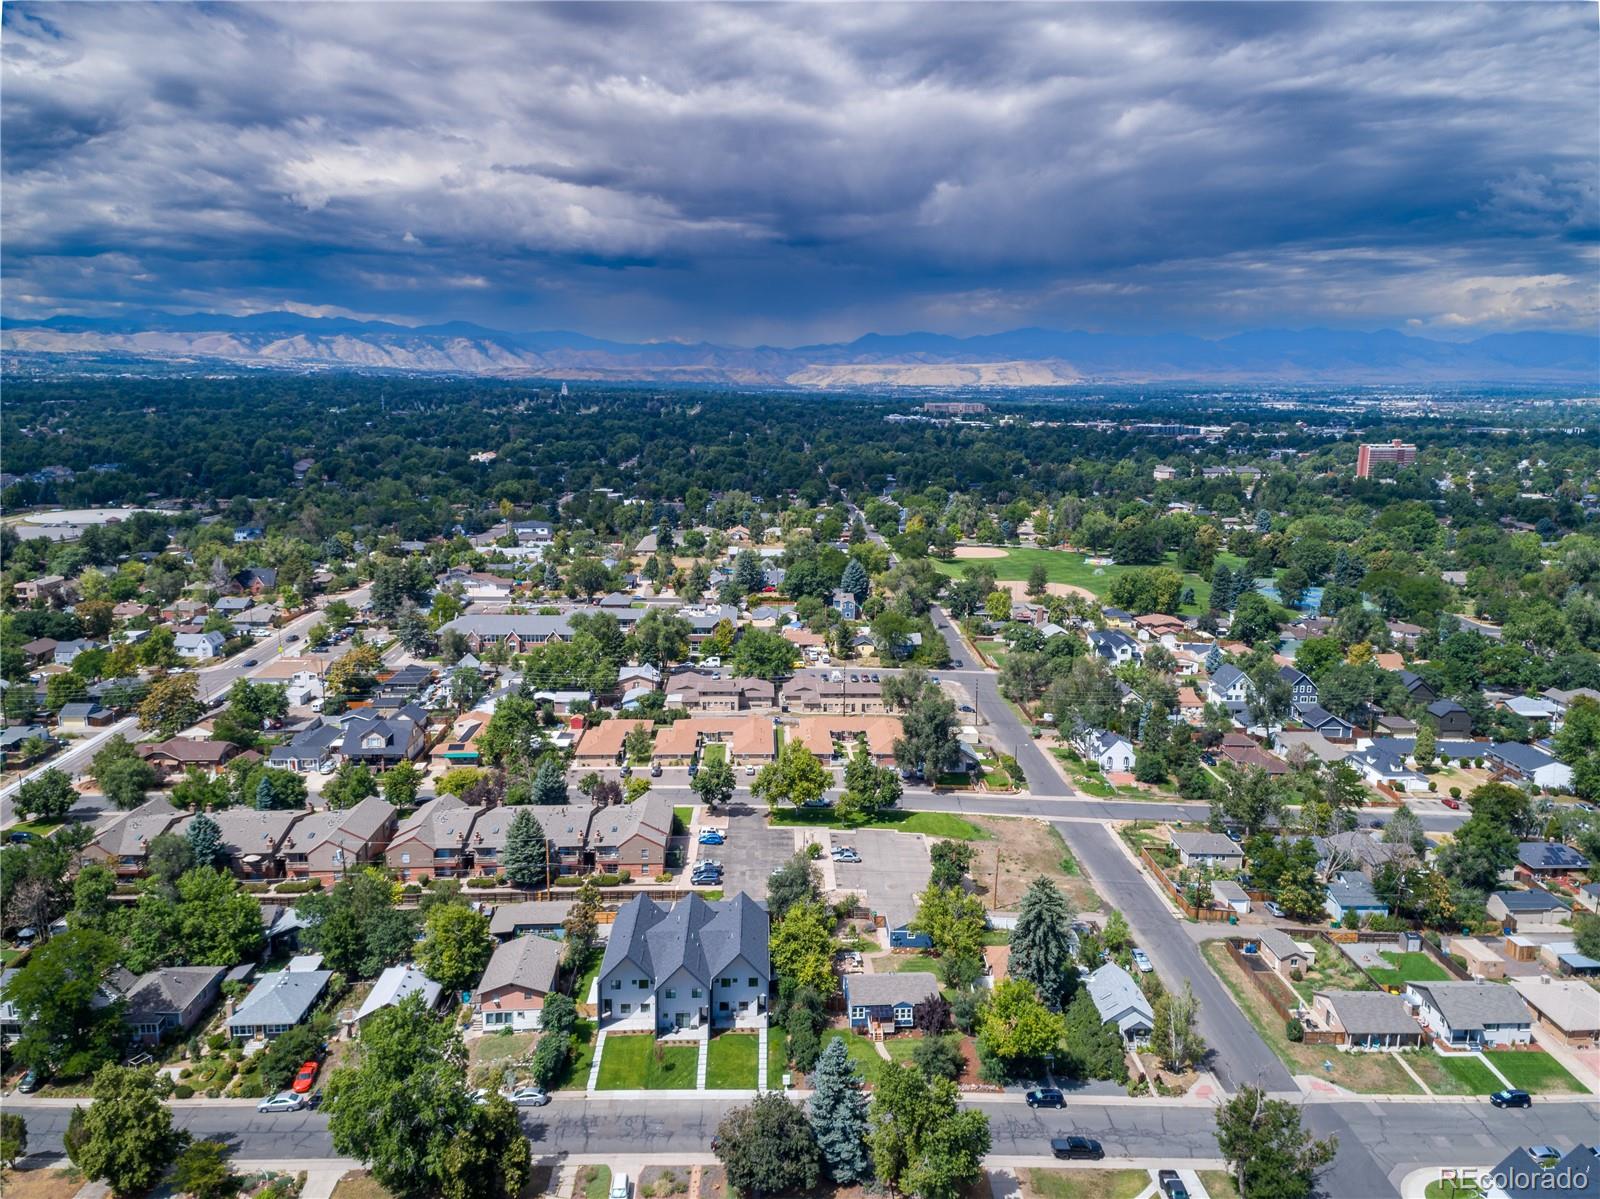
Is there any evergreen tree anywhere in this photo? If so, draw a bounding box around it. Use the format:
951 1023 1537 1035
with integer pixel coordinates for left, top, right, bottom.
807 1036 872 1185
530 758 568 805
1211 563 1236 611
254 776 275 811
502 808 548 888
840 558 870 602
1008 877 1078 1010
185 813 224 869
1254 509 1272 533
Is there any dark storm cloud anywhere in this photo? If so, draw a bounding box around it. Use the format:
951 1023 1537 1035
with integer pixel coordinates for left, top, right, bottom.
2 1 1595 340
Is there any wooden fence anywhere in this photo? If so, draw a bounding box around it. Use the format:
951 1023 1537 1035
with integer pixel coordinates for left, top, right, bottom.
1224 939 1342 1045
1139 848 1232 923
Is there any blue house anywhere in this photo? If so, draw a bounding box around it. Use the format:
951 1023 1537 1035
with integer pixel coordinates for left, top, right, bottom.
1325 872 1389 923
831 590 860 620
844 972 940 1033
233 526 265 543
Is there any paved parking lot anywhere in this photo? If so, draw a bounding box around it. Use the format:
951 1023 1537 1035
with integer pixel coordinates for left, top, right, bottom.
827 827 931 911
715 807 802 901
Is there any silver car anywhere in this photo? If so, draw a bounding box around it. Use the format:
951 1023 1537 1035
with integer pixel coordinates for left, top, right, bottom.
504 1086 551 1107
257 1091 306 1113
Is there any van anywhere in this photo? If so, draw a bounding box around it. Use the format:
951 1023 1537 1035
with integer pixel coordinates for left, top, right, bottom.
609 1174 630 1199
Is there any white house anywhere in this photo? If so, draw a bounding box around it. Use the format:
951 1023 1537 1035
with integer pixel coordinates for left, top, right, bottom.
1074 727 1134 774
175 631 226 661
1085 962 1154 1043
1206 665 1256 705
1404 980 1533 1048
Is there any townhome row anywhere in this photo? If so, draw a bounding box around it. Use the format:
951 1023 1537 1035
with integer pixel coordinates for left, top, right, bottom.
571 711 903 769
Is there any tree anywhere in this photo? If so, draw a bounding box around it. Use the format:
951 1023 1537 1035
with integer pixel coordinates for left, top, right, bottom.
840 558 870 603
1060 989 1128 1082
0 1112 25 1166
418 902 493 992
172 1140 237 1199
16 768 75 821
185 812 225 869
752 740 831 809
2 928 125 1078
807 1036 871 1184
894 684 960 780
838 741 902 822
770 900 838 997
1230 592 1280 647
261 1020 331 1092
630 609 692 670
1382 803 1427 855
323 761 379 810
1573 913 1600 961
137 672 203 738
912 1033 964 1081
766 852 821 921
326 992 523 1199
1026 560 1050 598
394 603 435 656
729 627 799 678
691 754 736 809
732 551 766 595
1151 980 1206 1072
298 869 417 979
381 760 423 807
715 1092 823 1198
1412 721 1436 770
145 832 194 893
909 886 987 969
438 1095 532 1199
1214 1085 1337 1199
562 878 602 965
530 757 569 805
928 839 975 889
44 671 88 713
70 863 119 932
868 1064 990 1199
502 808 550 888
977 978 1068 1065
1009 877 1078 1010
92 735 159 810
67 1064 185 1197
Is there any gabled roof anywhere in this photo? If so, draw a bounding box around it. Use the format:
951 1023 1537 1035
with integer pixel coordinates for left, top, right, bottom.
1407 980 1531 1031
356 964 442 1021
390 794 478 853
119 966 226 1024
844 972 940 1009
1085 962 1153 1029
477 935 562 997
1517 841 1590 871
92 798 185 857
600 892 768 988
1326 871 1383 909
1255 927 1307 962
1316 989 1417 1037
1210 664 1251 691
1170 831 1242 857
227 969 332 1031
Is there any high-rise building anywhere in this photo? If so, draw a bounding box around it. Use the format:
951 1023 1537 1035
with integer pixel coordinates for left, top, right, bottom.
1356 439 1417 478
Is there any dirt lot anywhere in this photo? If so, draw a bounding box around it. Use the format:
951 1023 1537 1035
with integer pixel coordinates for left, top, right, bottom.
0 1171 85 1199
966 816 1102 912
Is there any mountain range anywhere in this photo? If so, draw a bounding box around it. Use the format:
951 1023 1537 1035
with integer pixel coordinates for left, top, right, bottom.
3 311 1596 387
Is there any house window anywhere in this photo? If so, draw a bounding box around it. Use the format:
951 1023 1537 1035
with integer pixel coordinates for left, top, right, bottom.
611 980 621 991
748 977 757 987
637 979 649 990
850 1006 867 1020
692 988 702 999
719 1001 729 1012
621 1004 632 1015
401 853 411 864
665 989 677 1000
721 978 732 988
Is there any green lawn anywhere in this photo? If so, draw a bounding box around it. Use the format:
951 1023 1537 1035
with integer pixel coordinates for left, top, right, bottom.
555 1020 598 1090
1025 1168 1152 1199
892 953 943 974
1424 1180 1483 1199
672 806 692 835
767 1026 789 1086
572 947 604 1006
5 818 63 838
595 1034 699 1090
1365 951 1451 989
579 1165 613 1199
837 1030 889 1081
1413 1052 1502 1096
702 743 726 766
933 548 1246 615
766 808 986 840
0 947 27 967
1486 1049 1586 1094
704 1033 758 1089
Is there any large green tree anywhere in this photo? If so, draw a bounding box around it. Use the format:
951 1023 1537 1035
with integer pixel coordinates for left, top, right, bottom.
1008 877 1078 1010
66 1064 186 1197
298 869 417 979
502 807 549 887
1214 1085 1337 1199
417 902 493 992
2 928 125 1078
807 1036 872 1184
868 1064 990 1199
714 1092 822 1198
691 753 736 809
752 740 831 809
16 768 75 821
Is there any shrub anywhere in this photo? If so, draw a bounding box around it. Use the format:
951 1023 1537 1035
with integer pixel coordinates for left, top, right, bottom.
805 843 822 860
1449 786 1461 799
1426 781 1437 792
205 1087 221 1099
466 876 500 888
553 877 583 887
1286 1018 1304 1042
655 873 673 884
274 879 321 894
173 1083 195 1099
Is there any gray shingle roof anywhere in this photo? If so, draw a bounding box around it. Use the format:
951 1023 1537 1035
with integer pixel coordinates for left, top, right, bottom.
1408 981 1532 1032
600 892 768 990
1085 962 1154 1031
227 969 332 1032
477 935 562 997
119 966 225 1025
1517 841 1590 871
1319 989 1418 1037
844 972 940 1009
1255 927 1306 962
1171 831 1242 857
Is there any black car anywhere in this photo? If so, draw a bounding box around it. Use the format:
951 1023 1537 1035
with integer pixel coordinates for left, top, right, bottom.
1158 1170 1189 1199
1490 1088 1532 1109
1050 1136 1103 1160
1025 1088 1065 1108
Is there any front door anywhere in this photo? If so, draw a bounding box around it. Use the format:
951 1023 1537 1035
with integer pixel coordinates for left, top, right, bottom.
675 1012 688 1029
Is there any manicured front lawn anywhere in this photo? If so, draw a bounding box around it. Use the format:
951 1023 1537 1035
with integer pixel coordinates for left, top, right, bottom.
1486 1048 1585 1094
1199 1172 1241 1199
595 1034 699 1090
837 1030 889 1081
767 1026 789 1086
704 1033 758 1089
1201 941 1421 1094
1025 1168 1151 1199
702 743 726 766
672 806 692 835
573 946 604 1006
767 808 986 840
1409 1052 1501 1096
1364 951 1450 989
5 819 63 838
1424 1180 1483 1199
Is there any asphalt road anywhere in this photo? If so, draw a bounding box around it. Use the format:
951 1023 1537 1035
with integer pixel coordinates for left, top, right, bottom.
9 1095 1597 1197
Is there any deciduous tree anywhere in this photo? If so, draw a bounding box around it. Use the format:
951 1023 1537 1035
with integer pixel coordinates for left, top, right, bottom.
1214 1085 1337 1199
714 1092 822 1198
67 1065 185 1197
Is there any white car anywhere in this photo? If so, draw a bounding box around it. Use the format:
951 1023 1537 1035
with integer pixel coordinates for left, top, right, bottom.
257 1091 306 1113
1131 948 1154 973
503 1086 551 1107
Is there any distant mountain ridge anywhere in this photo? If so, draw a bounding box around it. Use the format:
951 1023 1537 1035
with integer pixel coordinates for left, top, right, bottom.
3 310 1595 386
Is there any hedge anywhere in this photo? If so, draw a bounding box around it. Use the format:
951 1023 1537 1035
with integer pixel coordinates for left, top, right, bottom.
466 875 506 888
274 879 322 894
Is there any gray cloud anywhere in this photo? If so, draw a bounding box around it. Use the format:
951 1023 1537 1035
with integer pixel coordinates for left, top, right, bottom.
2 1 1595 341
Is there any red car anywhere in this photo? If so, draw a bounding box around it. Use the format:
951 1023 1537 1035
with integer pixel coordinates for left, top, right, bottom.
291 1060 320 1094
1441 796 1461 810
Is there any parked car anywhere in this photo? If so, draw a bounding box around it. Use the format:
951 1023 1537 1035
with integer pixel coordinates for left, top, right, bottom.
650 764 662 777
7 831 34 844
1265 901 1286 919
1131 948 1153 973
242 659 258 668
17 1069 41 1094
504 1086 550 1107
257 1092 307 1113
610 1173 631 1199
1025 1088 1065 1108
950 659 963 668
832 849 862 864
469 1087 491 1105
745 765 756 776
698 830 725 845
1050 1136 1104 1161
958 704 975 713
291 1060 320 1093
1490 1089 1532 1109
1158 1170 1190 1199
1441 796 1461 809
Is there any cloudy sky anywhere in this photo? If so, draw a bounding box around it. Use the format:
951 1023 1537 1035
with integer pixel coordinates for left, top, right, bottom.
3 2 1596 343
